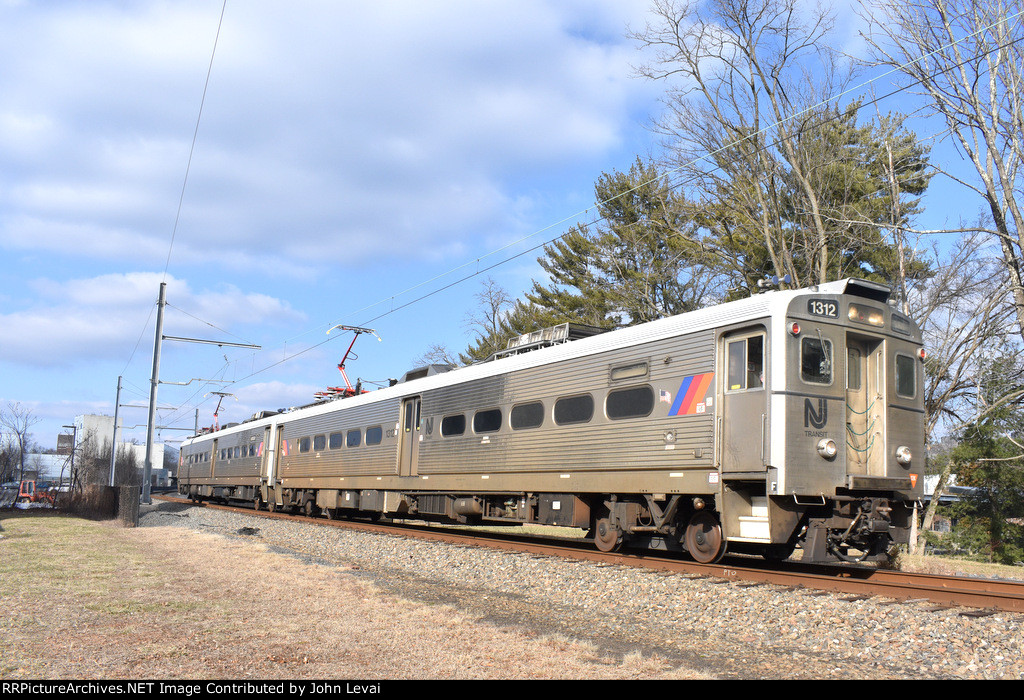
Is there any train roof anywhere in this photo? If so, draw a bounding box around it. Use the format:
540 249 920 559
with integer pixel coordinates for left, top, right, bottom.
182 278 906 445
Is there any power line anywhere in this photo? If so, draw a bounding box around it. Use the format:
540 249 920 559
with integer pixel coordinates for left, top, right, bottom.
162 0 229 279
152 6 1024 426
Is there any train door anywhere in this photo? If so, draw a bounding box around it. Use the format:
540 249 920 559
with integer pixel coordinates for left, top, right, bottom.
846 335 885 476
398 396 421 477
259 426 274 501
720 329 767 474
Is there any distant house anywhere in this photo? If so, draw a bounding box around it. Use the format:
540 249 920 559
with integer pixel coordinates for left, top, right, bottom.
922 474 977 506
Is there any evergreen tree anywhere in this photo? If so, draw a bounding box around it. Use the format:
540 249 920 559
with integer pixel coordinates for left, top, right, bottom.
528 157 723 327
940 351 1024 564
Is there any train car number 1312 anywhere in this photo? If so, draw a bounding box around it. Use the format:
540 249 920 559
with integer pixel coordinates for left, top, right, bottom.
807 299 839 318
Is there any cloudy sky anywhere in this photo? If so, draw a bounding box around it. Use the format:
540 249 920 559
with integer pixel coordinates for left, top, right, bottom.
0 0 676 449
0 0 961 452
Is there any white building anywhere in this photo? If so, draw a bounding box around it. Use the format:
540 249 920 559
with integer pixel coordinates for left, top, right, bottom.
72 413 169 485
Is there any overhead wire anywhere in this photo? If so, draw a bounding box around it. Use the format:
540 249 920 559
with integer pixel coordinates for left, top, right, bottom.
154 6 1024 428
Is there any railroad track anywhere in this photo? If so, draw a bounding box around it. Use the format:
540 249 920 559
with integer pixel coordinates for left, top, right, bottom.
154 495 1024 615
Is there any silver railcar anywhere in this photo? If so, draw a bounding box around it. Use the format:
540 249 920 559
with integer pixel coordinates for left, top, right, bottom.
178 278 925 563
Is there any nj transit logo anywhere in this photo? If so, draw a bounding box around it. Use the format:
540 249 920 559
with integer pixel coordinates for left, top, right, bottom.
669 373 715 416
804 398 828 429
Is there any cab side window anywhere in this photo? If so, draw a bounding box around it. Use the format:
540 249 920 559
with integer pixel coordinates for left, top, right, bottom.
726 335 764 391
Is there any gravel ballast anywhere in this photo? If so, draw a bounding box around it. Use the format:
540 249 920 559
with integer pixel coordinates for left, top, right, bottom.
140 501 1024 680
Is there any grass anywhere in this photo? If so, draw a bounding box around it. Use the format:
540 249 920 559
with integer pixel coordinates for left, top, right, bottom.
0 510 711 680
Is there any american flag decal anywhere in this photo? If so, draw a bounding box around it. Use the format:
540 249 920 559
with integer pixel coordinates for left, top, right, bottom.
669 372 715 416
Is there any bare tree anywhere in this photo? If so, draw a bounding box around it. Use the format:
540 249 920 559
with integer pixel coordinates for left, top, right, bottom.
0 402 41 484
630 0 930 294
860 0 1024 342
904 233 1024 546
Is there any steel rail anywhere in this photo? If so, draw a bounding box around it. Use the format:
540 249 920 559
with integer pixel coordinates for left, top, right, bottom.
156 496 1024 614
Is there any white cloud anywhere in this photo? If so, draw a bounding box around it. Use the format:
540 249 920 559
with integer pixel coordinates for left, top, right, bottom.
0 1 656 275
0 272 304 368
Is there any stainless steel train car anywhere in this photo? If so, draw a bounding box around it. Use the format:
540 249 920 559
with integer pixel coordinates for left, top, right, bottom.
178 278 925 564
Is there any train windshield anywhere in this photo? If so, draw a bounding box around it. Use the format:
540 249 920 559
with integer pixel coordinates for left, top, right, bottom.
800 337 833 385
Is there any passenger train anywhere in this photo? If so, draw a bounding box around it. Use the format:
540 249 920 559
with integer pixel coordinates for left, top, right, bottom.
178 278 925 564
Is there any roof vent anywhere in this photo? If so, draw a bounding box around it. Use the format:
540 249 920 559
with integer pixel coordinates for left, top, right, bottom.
399 364 455 383
491 323 607 360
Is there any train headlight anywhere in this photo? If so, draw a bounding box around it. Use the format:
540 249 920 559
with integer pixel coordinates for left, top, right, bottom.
896 445 912 466
848 303 884 326
816 438 838 460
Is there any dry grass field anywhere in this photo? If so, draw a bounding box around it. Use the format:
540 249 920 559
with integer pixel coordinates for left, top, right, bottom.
0 511 711 680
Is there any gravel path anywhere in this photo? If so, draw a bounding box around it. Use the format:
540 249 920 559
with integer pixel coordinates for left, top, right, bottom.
140 501 1024 680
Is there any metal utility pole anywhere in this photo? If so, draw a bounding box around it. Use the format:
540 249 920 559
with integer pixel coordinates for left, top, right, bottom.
142 283 167 504
109 376 122 488
141 282 261 504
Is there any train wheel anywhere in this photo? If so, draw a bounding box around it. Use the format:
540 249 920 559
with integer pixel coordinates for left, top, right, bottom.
267 500 277 513
684 511 727 564
253 496 262 512
593 517 623 553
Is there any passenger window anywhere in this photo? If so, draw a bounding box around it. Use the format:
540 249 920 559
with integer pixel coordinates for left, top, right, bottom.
366 426 383 445
298 437 311 453
801 337 833 385
473 409 502 433
554 394 594 425
347 430 361 448
895 354 916 398
329 432 344 449
441 414 466 436
726 335 764 391
313 435 326 451
607 386 655 420
510 402 544 430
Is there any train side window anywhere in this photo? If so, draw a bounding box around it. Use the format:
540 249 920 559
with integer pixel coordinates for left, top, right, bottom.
801 337 833 385
313 435 326 451
366 426 383 445
895 354 916 398
473 409 503 433
554 394 594 425
298 437 311 453
607 385 655 420
441 414 466 436
347 429 361 448
610 361 648 382
329 432 344 449
510 402 544 430
404 400 421 433
726 335 764 391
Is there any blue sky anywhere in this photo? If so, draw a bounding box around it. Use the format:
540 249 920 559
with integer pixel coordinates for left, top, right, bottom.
0 0 973 451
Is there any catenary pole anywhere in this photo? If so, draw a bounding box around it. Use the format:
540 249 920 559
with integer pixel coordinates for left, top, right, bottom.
109 376 122 487
143 283 167 504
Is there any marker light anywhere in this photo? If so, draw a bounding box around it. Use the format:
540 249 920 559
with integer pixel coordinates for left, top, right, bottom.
919 348 927 361
896 445 913 466
817 438 838 460
789 322 801 336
